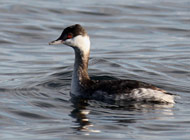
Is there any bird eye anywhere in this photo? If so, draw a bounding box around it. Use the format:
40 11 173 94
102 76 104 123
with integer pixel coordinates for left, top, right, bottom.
67 33 73 39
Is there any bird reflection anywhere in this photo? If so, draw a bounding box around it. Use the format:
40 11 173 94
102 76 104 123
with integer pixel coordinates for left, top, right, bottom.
69 98 100 133
69 97 174 134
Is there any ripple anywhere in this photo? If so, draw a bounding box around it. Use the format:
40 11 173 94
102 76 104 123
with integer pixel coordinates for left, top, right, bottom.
11 111 50 119
0 0 190 139
156 27 189 33
32 101 56 108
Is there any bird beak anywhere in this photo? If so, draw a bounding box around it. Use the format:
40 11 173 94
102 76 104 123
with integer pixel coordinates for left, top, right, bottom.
49 40 64 45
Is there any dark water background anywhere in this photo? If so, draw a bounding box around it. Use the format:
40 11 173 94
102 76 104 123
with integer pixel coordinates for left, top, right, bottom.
0 0 190 139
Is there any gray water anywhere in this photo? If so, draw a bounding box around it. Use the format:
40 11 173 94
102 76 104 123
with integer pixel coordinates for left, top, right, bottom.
0 0 190 139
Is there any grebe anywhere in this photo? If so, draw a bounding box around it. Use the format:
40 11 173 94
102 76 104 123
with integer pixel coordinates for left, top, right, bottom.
49 24 174 104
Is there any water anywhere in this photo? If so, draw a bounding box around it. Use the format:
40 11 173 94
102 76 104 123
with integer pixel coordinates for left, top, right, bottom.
0 0 190 139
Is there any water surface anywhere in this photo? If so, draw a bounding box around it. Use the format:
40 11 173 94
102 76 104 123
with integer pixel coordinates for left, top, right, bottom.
0 0 190 139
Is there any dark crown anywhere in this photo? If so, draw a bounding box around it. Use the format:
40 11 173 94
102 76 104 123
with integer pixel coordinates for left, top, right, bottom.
64 24 87 37
56 24 87 41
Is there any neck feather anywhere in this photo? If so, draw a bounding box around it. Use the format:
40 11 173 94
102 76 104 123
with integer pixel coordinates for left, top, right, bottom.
71 47 90 94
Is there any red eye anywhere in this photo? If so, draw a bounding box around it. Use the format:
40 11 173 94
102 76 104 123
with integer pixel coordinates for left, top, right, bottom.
67 34 72 39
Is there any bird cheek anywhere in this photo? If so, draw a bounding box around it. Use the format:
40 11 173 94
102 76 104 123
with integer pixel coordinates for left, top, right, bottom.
65 39 75 46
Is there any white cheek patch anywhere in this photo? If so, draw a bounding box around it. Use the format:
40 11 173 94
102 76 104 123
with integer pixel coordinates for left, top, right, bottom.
64 35 90 54
64 39 73 46
72 35 90 53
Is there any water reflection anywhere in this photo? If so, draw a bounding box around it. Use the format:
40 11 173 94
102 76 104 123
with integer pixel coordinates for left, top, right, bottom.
70 98 100 133
70 97 174 134
0 0 189 139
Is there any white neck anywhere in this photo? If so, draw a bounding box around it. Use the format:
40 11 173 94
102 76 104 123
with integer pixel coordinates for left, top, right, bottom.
70 35 91 95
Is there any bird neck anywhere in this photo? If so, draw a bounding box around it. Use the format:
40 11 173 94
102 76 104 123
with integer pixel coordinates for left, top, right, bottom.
71 47 90 95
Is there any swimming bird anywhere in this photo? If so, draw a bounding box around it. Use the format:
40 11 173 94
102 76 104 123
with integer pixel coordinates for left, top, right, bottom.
49 24 174 104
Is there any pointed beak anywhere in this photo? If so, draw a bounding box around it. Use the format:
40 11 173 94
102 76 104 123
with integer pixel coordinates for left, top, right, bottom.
49 40 64 45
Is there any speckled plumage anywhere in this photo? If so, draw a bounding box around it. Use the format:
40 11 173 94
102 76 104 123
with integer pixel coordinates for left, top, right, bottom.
49 24 175 104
